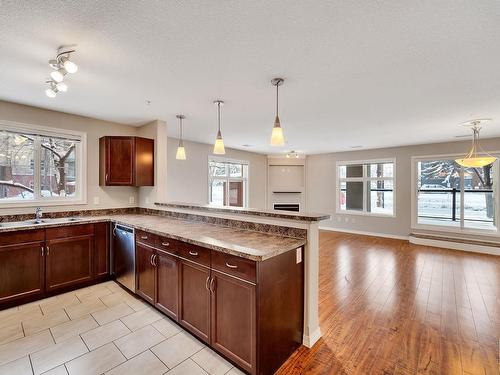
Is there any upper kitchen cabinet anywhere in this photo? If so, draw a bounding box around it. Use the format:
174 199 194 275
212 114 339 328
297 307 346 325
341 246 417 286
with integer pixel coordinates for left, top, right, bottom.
99 136 154 186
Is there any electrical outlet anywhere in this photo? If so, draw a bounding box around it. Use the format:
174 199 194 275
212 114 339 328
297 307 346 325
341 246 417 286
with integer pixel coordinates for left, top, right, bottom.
129 196 135 204
93 196 100 205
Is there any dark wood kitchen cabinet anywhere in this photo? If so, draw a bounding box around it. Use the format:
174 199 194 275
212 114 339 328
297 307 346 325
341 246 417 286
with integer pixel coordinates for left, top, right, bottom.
155 250 179 320
135 241 156 304
99 136 154 186
94 222 109 279
0 229 45 305
179 259 211 343
46 225 94 292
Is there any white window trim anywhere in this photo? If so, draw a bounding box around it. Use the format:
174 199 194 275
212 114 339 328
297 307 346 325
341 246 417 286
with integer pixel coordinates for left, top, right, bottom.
207 155 249 207
0 120 87 208
411 153 500 237
335 158 396 217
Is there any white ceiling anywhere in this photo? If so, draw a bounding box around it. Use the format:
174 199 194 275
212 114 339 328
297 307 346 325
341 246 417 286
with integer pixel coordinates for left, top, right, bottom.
1 1 500 154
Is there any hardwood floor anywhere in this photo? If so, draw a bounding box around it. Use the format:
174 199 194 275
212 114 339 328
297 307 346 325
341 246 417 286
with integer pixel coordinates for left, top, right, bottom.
277 231 499 375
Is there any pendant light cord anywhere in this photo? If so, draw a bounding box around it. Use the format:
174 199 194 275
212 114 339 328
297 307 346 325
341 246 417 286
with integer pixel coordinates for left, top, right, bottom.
179 117 183 141
217 102 221 132
276 83 279 116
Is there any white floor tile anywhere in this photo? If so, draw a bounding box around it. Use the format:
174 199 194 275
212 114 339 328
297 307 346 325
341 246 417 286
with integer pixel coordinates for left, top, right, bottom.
23 309 69 336
0 330 54 366
166 359 207 375
65 343 126 375
151 332 204 369
81 320 130 350
30 336 88 375
105 350 167 375
114 325 165 359
191 347 232 375
0 356 33 375
50 316 98 344
91 302 134 325
40 365 68 375
0 323 24 345
120 308 162 331
65 298 106 320
152 318 181 339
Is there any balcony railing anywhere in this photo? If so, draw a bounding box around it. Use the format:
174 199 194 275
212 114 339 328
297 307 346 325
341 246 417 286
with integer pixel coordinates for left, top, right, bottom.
418 188 494 224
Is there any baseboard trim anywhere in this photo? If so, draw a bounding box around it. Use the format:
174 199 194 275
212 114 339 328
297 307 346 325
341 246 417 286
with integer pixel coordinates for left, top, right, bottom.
302 327 322 348
319 226 409 241
409 236 500 256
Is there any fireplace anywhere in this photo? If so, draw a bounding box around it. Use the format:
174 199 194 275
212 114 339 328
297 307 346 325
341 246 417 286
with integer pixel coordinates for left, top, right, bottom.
273 203 300 212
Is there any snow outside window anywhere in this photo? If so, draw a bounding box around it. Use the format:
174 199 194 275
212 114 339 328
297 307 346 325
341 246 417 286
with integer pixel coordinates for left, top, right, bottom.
208 158 248 207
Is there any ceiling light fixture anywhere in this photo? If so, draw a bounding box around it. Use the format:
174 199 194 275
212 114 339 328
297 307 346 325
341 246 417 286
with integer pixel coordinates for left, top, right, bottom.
45 81 59 98
286 151 299 158
45 47 77 97
213 100 226 155
455 119 497 168
270 77 285 146
175 115 187 160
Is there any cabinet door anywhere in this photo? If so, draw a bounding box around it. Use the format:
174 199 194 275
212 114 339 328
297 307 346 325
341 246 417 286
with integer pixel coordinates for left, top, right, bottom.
136 242 155 304
179 260 210 343
46 235 93 292
155 251 179 320
211 272 256 374
0 242 45 304
105 137 134 185
93 222 109 279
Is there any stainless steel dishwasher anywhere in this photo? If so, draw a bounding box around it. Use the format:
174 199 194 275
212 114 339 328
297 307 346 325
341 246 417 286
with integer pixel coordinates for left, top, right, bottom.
111 223 136 292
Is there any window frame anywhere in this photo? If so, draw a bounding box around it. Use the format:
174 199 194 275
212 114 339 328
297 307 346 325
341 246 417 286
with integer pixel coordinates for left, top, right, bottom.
207 156 249 207
411 153 500 236
335 158 396 217
0 120 87 208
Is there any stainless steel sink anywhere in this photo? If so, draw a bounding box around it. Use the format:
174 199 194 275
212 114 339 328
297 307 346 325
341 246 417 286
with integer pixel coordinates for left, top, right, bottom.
0 217 81 228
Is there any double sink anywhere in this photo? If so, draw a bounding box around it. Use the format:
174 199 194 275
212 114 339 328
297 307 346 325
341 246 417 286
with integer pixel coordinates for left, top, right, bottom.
0 217 81 228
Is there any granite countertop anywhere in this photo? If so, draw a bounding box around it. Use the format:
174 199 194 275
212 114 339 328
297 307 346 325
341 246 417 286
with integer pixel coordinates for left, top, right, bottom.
0 214 306 261
155 201 331 222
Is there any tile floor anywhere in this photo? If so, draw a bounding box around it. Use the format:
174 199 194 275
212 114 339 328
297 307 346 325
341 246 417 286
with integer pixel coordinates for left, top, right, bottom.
0 281 245 375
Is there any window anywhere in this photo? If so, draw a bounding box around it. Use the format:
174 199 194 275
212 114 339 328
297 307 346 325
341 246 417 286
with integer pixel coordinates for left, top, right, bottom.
337 159 395 216
208 158 248 207
0 122 85 206
414 157 498 232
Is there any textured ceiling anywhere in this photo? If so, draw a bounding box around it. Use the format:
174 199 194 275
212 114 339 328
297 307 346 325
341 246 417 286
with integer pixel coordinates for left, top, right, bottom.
1 0 500 154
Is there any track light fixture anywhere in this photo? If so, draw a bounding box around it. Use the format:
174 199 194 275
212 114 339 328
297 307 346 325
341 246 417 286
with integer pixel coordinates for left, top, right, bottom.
45 47 78 98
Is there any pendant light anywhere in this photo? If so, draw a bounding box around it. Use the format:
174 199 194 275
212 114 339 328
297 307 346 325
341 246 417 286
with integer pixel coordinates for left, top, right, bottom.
213 100 225 155
270 77 285 146
455 119 497 168
175 115 187 160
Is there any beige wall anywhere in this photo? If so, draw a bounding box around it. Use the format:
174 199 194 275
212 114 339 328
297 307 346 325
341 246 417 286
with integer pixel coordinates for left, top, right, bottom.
167 138 267 209
0 100 139 215
307 137 500 242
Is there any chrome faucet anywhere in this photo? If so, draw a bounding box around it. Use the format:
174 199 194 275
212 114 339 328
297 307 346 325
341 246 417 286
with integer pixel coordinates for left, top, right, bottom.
34 207 43 224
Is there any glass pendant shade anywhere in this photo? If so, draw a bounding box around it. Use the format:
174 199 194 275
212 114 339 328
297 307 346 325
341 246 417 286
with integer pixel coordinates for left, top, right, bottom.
271 115 285 146
213 131 225 154
455 124 497 167
175 144 186 160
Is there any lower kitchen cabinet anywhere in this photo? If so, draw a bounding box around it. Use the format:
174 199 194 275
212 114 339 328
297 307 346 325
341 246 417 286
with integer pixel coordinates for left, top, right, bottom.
136 242 156 304
0 231 45 304
179 259 211 343
45 234 94 292
155 250 179 320
210 271 256 373
93 222 109 279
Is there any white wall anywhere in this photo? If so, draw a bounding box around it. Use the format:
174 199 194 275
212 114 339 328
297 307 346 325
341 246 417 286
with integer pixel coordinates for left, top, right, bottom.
307 137 500 242
166 138 267 209
0 100 139 215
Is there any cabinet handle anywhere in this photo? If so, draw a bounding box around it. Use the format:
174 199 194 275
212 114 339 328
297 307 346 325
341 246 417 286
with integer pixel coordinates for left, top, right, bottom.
188 251 198 257
105 173 108 182
153 254 158 267
46 245 50 255
205 276 210 291
161 242 170 247
225 262 238 269
150 254 154 266
141 235 148 240
209 277 215 295
112 227 117 237
41 245 44 257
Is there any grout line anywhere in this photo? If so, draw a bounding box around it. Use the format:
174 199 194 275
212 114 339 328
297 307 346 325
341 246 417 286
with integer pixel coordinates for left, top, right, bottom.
28 354 35 375
150 349 171 371
79 333 91 352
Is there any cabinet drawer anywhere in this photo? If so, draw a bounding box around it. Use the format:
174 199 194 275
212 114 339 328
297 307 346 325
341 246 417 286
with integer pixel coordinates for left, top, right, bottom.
211 251 256 283
135 230 157 247
46 224 93 240
157 236 183 255
0 229 45 246
178 243 210 267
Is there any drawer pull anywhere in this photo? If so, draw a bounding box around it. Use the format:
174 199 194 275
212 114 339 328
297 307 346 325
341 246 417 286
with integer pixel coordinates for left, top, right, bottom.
188 251 198 256
141 235 148 240
205 276 210 291
225 262 238 269
161 242 170 247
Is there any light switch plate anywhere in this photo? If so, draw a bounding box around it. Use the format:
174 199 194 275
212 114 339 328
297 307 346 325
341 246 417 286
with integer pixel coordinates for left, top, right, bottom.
296 248 302 264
